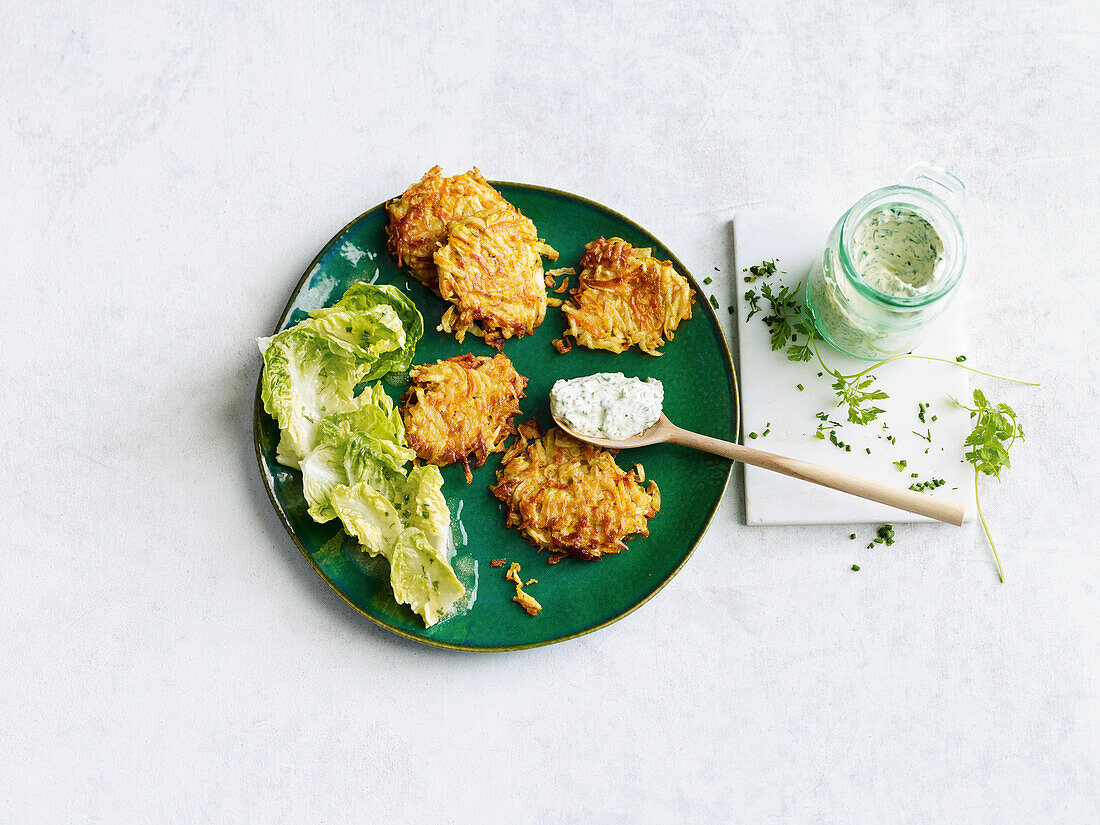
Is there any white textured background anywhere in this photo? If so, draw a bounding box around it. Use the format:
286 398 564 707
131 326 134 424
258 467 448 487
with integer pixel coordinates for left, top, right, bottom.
2 1 1097 822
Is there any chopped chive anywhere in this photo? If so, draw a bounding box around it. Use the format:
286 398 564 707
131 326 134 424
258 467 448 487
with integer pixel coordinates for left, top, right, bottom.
851 564 860 571
709 295 719 309
703 276 713 285
797 383 804 391
849 533 856 540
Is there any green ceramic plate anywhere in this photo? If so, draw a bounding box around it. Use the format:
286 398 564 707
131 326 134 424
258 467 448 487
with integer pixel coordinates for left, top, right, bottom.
254 182 738 650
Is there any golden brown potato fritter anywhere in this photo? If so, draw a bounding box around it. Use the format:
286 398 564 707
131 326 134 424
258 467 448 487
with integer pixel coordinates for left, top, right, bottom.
401 354 527 483
435 209 558 349
385 166 515 292
561 237 694 355
490 421 660 561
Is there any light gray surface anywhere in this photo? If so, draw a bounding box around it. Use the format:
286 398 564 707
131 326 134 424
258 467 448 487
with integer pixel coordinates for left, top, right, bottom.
1 1 1097 822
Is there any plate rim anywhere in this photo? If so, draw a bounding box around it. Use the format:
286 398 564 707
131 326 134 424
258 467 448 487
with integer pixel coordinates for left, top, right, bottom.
253 180 741 651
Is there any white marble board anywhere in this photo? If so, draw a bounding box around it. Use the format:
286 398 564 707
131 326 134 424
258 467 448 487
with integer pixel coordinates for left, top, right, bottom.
732 211 976 526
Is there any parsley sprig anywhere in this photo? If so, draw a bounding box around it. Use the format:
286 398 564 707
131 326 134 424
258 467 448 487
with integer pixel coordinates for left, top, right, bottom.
832 375 889 425
955 389 1026 582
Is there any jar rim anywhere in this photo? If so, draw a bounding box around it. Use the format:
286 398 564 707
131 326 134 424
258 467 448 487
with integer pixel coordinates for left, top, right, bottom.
837 185 966 308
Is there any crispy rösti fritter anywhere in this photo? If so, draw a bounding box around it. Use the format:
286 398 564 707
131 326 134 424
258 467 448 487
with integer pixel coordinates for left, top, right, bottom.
385 166 515 292
561 237 694 356
435 209 558 349
401 354 527 483
490 421 660 561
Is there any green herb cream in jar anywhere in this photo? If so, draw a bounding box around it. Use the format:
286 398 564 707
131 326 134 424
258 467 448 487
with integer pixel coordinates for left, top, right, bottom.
805 162 967 360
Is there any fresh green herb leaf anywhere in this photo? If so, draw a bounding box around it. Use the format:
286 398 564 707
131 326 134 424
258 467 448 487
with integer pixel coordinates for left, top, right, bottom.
744 289 761 320
954 389 1027 583
959 389 1024 479
759 280 805 351
909 477 945 492
833 374 889 425
743 259 779 283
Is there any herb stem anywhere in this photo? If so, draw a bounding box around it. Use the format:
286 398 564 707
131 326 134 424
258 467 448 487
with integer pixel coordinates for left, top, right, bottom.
973 466 1005 583
808 334 842 380
848 354 1040 387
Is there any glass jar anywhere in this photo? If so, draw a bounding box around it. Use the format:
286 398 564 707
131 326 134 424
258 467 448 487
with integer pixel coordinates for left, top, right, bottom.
805 162 967 360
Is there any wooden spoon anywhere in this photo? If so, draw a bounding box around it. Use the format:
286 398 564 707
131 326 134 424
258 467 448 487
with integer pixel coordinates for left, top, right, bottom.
551 412 966 526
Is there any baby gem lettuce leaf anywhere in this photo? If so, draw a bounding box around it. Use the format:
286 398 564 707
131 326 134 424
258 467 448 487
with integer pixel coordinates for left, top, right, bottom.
308 282 423 379
260 281 462 626
401 465 453 561
258 282 423 468
304 394 464 626
388 528 465 628
258 326 364 468
299 385 413 523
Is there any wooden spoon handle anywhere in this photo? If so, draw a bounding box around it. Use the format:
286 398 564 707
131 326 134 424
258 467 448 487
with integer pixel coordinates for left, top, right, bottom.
667 428 966 526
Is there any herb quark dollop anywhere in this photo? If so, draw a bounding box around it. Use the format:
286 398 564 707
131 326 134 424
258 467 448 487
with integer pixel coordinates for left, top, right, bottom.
550 373 664 440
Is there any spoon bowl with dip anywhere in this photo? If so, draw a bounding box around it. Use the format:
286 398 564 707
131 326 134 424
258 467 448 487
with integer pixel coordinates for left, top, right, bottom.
550 374 966 526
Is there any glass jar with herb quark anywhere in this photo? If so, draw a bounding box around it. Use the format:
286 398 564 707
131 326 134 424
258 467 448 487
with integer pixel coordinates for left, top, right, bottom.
805 162 967 360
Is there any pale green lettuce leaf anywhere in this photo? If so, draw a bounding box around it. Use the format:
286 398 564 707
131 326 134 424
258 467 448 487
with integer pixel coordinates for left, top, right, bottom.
299 393 464 626
308 304 404 369
260 281 460 626
330 482 404 558
258 282 424 468
298 439 349 523
388 527 464 627
300 385 414 522
309 282 422 379
400 465 453 562
259 327 364 469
